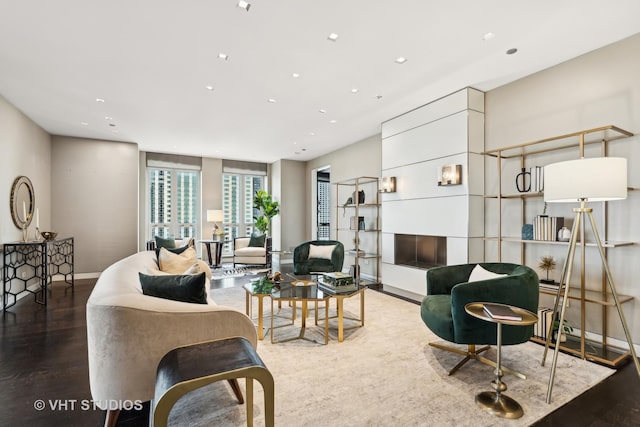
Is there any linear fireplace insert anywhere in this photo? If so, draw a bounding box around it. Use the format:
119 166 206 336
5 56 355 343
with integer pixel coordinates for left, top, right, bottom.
394 234 446 269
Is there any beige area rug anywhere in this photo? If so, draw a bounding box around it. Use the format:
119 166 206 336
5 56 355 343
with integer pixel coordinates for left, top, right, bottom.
168 285 614 426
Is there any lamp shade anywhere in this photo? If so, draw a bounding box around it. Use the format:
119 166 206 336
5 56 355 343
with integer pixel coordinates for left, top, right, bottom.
206 209 223 222
544 157 627 203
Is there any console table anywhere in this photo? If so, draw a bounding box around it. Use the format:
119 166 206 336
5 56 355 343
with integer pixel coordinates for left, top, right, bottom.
2 237 74 311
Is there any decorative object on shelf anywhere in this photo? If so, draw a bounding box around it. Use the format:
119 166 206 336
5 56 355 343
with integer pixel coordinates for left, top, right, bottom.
381 176 396 193
437 164 461 186
253 190 280 235
537 256 556 284
542 156 640 403
350 216 365 230
515 167 531 192
521 224 533 240
552 316 573 343
39 231 58 242
557 226 571 242
532 166 544 193
206 209 224 240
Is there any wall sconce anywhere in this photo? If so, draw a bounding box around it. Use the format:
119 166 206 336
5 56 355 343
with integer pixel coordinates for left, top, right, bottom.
381 176 396 193
438 164 462 186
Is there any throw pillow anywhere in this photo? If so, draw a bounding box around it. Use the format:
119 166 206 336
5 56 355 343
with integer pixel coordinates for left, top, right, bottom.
249 234 266 247
468 264 508 282
155 235 176 249
139 272 207 304
158 247 198 274
182 263 201 275
154 244 190 260
308 244 335 260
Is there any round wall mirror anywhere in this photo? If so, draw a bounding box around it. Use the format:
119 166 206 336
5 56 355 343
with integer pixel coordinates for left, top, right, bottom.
10 176 35 229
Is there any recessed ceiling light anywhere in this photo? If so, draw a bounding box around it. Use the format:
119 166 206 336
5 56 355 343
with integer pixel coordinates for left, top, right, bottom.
319 109 326 114
96 98 105 103
237 1 251 11
292 73 300 78
351 88 359 93
105 116 113 120
205 85 214 91
482 32 495 41
327 33 339 42
218 53 229 61
506 48 518 55
81 121 89 126
329 119 337 124
395 57 407 64
309 132 315 136
268 98 277 103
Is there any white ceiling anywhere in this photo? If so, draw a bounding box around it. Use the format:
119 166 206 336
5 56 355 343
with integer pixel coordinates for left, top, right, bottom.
1 1 639 163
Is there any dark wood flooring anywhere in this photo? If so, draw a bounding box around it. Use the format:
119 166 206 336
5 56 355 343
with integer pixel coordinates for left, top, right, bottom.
1 277 639 426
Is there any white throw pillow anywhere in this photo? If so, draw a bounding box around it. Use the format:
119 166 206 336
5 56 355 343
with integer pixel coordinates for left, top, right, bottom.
308 244 336 260
468 264 508 282
158 247 198 274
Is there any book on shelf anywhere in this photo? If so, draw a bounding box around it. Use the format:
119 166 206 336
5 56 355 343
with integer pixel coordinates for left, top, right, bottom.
482 303 522 321
533 215 564 241
535 307 554 340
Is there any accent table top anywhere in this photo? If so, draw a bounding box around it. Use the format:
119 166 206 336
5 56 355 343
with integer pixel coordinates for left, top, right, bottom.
465 302 537 326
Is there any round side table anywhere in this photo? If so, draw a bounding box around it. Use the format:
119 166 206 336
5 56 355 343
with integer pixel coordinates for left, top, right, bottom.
464 302 537 419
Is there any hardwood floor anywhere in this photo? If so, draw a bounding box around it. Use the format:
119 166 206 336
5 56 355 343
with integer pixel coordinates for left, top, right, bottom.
1 277 638 426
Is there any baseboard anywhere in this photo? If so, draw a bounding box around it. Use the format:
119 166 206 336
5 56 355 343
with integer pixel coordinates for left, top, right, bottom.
381 284 422 302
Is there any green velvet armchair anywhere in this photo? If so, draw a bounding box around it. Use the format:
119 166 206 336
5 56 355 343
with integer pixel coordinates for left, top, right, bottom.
293 240 344 275
420 263 539 376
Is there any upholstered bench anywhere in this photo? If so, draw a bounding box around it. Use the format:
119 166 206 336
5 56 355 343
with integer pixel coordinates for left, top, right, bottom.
153 337 275 427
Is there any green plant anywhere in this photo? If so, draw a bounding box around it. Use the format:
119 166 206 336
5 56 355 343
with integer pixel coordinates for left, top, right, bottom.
253 190 280 234
252 276 274 294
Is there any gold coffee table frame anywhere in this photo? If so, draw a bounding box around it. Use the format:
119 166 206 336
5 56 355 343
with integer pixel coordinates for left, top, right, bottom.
465 302 537 419
270 281 330 345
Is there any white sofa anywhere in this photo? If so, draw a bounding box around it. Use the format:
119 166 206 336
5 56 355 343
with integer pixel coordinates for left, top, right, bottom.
86 250 257 426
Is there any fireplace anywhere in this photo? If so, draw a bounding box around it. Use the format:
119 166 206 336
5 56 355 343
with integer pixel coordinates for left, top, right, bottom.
394 234 446 269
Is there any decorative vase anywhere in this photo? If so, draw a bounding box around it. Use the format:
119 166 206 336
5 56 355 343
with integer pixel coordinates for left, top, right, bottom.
558 226 571 242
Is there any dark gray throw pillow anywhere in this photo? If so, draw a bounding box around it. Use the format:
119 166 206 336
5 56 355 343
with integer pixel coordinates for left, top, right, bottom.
155 235 176 249
139 272 208 304
249 234 266 247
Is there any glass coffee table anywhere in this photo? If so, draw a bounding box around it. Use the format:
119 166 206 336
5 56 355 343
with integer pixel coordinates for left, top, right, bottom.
286 273 367 342
270 280 330 345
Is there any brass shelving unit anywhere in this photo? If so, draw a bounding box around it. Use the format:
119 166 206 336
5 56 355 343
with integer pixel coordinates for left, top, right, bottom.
483 125 635 366
335 176 381 287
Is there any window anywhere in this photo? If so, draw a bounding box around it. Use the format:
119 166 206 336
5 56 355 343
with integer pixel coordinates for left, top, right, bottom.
222 173 264 253
149 168 199 239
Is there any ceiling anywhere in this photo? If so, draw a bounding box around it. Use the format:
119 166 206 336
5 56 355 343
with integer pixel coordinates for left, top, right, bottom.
1 1 639 163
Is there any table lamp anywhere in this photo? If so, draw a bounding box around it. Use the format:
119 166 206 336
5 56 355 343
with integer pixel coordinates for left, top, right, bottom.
542 157 639 403
207 209 224 240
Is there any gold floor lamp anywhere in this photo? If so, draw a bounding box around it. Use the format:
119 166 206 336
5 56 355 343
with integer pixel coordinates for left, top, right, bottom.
541 157 640 403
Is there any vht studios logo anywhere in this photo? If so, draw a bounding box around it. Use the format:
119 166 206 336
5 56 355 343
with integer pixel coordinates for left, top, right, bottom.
34 399 143 411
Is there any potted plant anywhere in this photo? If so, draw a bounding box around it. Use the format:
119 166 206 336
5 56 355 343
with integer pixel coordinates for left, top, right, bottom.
553 315 573 343
538 255 556 284
253 190 280 235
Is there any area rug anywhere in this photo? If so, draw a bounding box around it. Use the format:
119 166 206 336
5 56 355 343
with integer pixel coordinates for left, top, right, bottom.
211 267 270 280
167 285 614 426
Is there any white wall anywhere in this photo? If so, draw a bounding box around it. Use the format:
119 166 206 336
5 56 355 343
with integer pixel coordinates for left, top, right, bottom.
271 159 306 252
485 33 640 347
0 96 52 245
52 136 138 274
380 88 485 299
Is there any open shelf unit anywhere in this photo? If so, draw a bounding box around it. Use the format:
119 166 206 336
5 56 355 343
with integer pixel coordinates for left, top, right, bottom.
335 176 381 287
483 125 635 366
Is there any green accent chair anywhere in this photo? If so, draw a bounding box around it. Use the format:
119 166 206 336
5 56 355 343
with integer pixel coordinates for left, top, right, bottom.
293 240 344 275
420 263 539 377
